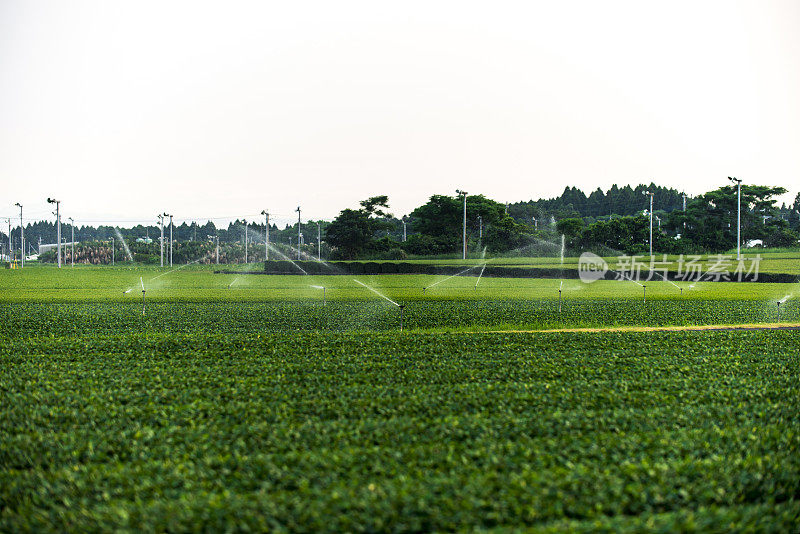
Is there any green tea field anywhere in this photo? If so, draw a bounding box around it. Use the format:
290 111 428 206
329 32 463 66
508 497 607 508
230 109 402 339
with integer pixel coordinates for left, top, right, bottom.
2 264 799 531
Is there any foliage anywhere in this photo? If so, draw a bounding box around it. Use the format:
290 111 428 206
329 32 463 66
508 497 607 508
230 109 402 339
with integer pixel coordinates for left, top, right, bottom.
665 185 793 252
326 197 394 259
508 183 686 221
2 329 799 531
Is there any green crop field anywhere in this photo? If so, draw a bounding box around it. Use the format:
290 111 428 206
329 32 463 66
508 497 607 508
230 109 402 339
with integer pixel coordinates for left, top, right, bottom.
2 264 799 531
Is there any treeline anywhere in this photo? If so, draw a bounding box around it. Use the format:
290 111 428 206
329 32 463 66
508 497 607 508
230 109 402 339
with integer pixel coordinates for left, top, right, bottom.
8 183 800 262
323 186 800 258
508 184 686 222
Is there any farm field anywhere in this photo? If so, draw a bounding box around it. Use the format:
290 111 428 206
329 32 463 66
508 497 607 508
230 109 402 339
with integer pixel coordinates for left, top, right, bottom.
2 330 799 531
363 251 800 275
2 264 800 531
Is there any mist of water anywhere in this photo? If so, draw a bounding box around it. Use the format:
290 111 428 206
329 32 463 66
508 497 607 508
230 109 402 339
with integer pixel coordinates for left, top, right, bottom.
113 227 134 261
425 264 484 290
353 279 400 307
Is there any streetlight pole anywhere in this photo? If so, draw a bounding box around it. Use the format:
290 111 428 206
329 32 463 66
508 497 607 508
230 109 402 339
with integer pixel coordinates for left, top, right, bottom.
14 203 23 268
643 191 654 257
296 206 301 261
455 190 467 259
47 198 61 267
682 193 687 231
402 217 407 242
158 214 164 267
164 214 173 267
261 210 269 261
68 217 74 267
728 177 742 260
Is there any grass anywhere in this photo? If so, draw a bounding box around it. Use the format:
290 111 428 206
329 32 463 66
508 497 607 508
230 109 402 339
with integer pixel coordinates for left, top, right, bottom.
1 264 798 303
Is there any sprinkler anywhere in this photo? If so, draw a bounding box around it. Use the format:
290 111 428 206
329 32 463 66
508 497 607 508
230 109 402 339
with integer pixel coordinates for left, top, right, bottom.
559 280 563 313
140 277 146 315
399 304 406 332
680 287 683 296
643 284 646 304
777 300 780 321
310 285 327 306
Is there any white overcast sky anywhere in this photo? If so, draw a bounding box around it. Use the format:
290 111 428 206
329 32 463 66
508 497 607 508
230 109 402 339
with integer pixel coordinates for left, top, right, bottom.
1 0 798 228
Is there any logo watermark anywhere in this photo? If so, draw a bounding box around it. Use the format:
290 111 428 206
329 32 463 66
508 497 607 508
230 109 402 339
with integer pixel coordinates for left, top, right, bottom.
578 253 762 284
578 252 609 283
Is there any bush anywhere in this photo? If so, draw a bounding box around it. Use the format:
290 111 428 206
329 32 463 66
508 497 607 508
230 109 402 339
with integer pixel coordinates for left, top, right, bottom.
386 247 407 260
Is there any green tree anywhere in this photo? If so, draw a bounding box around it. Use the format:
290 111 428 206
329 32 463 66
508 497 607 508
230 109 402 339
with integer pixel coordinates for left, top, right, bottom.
556 218 584 238
325 196 393 259
665 185 787 251
409 194 509 253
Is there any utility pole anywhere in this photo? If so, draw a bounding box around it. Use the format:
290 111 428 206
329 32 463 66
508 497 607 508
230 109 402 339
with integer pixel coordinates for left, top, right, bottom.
244 219 248 263
68 217 74 267
402 217 407 242
14 203 23 268
158 214 165 267
317 221 321 261
47 198 62 267
111 236 115 265
728 177 742 260
455 190 467 260
643 190 654 257
169 214 173 267
261 210 269 261
6 218 11 264
296 206 301 261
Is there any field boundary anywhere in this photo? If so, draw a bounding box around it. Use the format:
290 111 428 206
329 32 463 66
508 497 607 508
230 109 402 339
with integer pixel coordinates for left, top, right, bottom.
476 323 800 334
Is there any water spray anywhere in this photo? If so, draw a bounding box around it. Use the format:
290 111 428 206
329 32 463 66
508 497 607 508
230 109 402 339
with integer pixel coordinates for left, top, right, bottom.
425 264 484 292
475 262 488 289
353 279 400 307
140 277 146 315
353 279 405 331
311 285 326 306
